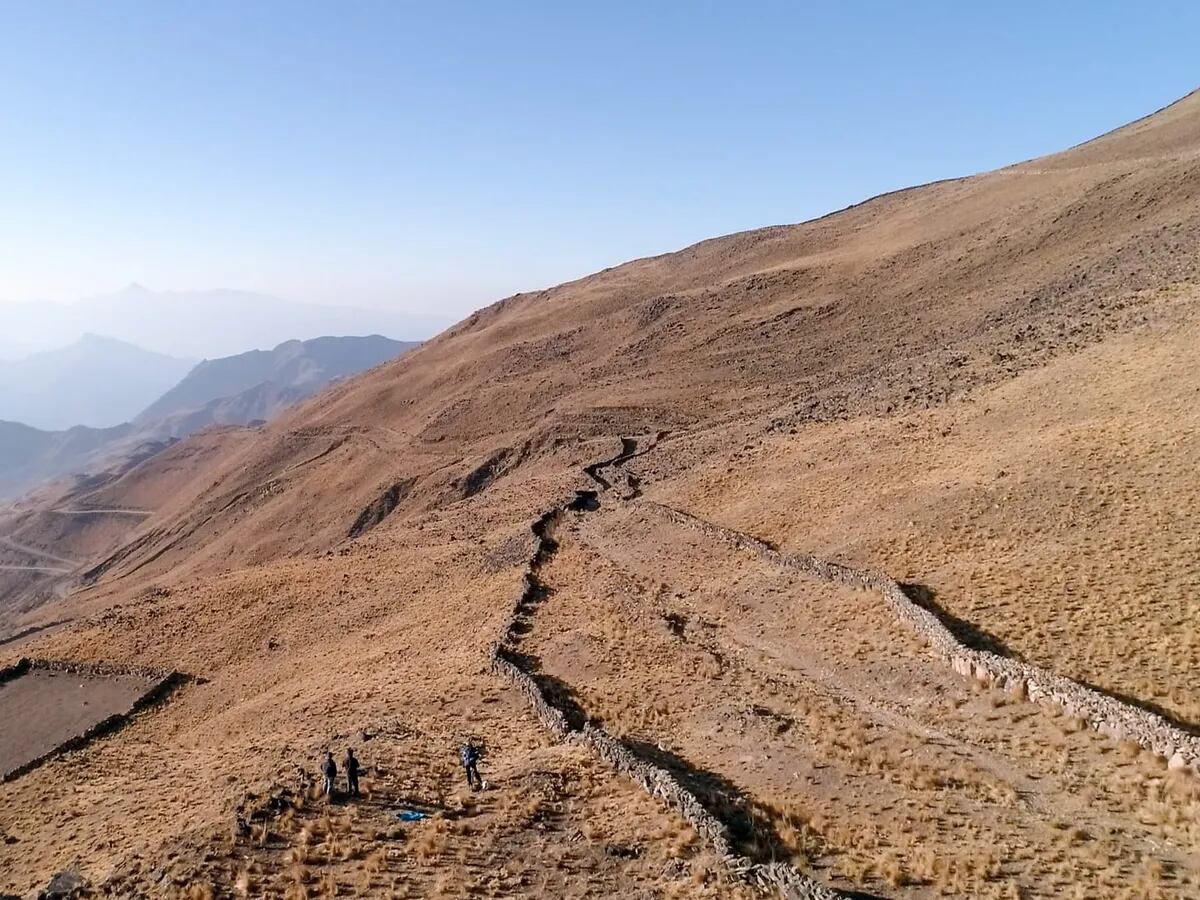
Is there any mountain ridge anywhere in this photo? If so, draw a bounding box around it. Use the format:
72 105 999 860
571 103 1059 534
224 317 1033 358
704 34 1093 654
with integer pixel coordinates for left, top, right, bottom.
136 334 416 425
3 89 1200 898
0 334 417 501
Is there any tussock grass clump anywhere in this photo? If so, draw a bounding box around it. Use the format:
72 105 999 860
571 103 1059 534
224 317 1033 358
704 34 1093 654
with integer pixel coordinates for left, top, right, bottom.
411 816 450 863
317 871 338 897
286 843 310 866
234 868 254 896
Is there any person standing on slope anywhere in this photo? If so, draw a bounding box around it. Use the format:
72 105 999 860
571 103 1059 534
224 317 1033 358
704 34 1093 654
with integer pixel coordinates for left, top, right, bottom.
321 750 337 799
344 748 361 798
459 741 483 791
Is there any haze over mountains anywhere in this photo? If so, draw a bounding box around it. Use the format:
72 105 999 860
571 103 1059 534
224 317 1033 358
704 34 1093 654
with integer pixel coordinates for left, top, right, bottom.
0 334 194 430
136 335 413 427
0 284 444 359
3 91 1200 898
0 334 415 499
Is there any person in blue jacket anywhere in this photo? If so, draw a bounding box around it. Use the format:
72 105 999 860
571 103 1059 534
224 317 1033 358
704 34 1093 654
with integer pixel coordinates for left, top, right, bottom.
459 741 483 790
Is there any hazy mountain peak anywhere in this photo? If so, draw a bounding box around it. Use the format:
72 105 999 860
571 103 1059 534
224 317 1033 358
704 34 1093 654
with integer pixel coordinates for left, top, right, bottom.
0 287 448 359
0 336 194 431
76 332 144 349
136 334 417 425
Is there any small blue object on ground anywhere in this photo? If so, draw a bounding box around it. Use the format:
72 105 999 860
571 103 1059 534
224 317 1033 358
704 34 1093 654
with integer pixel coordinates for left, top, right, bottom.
396 809 428 822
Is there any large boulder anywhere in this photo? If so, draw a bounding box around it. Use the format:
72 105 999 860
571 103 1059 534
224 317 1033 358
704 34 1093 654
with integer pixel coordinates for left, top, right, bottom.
37 870 88 900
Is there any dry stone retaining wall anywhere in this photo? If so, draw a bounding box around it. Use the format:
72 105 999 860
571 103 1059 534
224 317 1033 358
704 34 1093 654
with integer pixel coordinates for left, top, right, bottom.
1 657 192 783
20 657 186 682
491 433 1198 896
644 501 1200 773
489 455 846 898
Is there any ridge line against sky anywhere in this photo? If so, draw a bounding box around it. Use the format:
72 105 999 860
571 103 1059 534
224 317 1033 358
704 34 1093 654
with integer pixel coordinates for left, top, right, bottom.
1 1 1197 318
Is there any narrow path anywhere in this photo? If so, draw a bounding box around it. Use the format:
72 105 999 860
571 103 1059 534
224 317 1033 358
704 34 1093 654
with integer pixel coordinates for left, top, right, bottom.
0 536 77 567
0 564 71 575
48 507 151 517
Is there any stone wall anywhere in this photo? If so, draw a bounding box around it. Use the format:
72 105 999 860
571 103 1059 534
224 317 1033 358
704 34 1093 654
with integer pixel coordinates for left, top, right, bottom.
489 471 846 899
1 657 192 783
0 657 32 685
21 657 188 682
490 645 570 737
644 501 1200 774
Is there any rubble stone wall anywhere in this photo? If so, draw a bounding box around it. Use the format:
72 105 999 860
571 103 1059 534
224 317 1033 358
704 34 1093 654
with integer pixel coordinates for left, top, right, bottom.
645 500 1200 773
1 657 191 783
489 479 845 899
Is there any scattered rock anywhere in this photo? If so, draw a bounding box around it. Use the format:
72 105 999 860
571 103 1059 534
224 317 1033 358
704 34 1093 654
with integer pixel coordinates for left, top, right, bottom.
1167 751 1190 772
38 871 87 900
604 842 643 859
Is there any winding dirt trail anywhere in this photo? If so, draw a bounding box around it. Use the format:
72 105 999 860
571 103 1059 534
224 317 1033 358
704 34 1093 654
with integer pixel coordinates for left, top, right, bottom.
0 564 71 575
47 507 151 517
0 537 77 567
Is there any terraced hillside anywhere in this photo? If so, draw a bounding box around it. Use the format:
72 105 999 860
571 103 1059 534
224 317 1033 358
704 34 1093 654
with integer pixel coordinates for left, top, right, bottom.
2 91 1199 898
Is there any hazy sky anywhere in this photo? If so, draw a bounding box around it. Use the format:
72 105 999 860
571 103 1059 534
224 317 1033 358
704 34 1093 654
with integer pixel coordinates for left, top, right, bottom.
0 1 1196 317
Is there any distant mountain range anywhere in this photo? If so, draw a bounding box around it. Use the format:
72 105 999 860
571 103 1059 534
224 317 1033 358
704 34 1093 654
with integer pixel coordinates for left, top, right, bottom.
0 334 417 499
0 334 195 430
0 284 446 359
138 335 411 426
0 420 146 500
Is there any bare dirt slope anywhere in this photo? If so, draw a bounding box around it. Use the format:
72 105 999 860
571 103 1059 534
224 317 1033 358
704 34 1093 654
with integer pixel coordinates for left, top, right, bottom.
2 91 1200 897
0 669 155 775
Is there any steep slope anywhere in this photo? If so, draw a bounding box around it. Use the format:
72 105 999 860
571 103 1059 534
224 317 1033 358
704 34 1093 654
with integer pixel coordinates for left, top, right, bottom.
0 334 194 430
51 90 1200 590
3 91 1200 898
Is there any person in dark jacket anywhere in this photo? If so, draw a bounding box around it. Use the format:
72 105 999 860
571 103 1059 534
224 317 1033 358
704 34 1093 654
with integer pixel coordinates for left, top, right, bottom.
459 741 483 791
344 748 361 798
321 751 337 798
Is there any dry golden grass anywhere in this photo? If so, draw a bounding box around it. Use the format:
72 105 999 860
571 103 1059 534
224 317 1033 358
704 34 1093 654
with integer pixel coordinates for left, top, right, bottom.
5 92 1200 900
665 310 1200 728
512 506 1200 897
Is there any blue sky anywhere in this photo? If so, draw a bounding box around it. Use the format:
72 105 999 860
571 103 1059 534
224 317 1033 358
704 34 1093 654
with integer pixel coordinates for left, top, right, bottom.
0 1 1196 320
